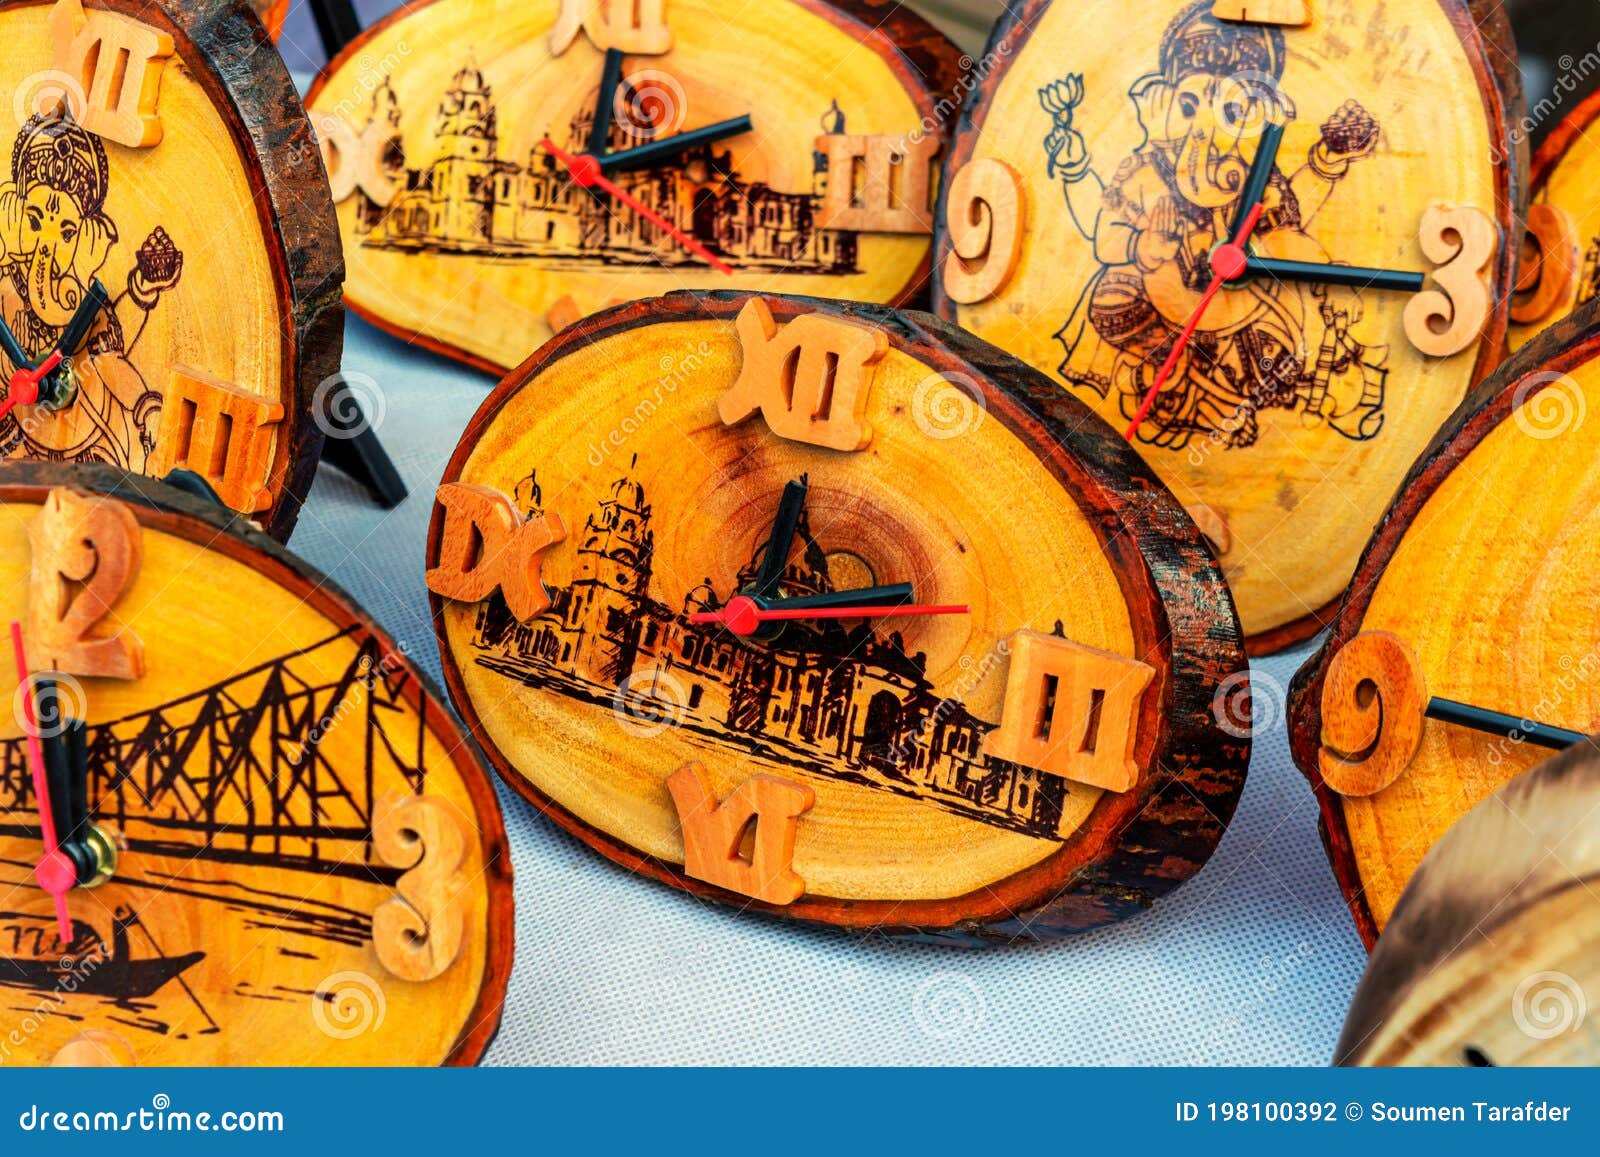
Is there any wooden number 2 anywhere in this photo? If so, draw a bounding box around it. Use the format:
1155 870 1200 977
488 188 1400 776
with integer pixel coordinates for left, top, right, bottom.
28 489 144 680
1404 205 1497 358
372 794 468 982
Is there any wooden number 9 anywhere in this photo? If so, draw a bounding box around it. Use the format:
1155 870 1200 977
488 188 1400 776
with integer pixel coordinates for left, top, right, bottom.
28 489 144 679
372 793 468 982
1318 630 1428 797
941 158 1025 305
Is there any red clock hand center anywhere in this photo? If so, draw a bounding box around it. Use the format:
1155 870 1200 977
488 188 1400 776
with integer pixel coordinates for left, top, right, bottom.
9 621 75 943
0 350 63 423
1124 201 1265 441
539 138 734 275
690 595 969 637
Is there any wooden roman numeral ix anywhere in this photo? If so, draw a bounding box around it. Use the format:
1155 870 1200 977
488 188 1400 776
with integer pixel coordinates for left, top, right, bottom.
426 482 566 622
549 0 671 56
49 0 173 148
718 297 887 451
983 631 1155 793
668 764 815 905
148 368 283 515
815 134 940 235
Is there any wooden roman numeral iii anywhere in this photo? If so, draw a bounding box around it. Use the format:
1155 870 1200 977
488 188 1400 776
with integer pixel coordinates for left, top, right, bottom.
668 764 815 905
718 297 887 451
148 368 283 515
983 631 1155 793
49 0 173 148
815 134 940 235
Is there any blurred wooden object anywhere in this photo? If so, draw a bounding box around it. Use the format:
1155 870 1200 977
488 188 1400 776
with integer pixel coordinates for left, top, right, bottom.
1338 739 1600 1066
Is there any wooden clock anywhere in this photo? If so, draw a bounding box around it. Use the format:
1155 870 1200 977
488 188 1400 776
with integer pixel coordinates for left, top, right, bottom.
930 0 1522 653
0 0 343 542
304 0 963 374
425 290 1251 943
0 463 512 1065
1286 298 1600 950
1504 90 1600 350
1337 742 1600 1067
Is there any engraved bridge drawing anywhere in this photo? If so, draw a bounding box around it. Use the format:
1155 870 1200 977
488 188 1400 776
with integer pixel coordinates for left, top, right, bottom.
0 629 428 873
471 462 1087 840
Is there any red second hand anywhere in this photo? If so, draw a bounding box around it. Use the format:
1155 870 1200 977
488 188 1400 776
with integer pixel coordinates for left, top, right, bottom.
539 138 734 275
9 621 75 944
1124 202 1265 441
690 596 969 637
0 350 62 423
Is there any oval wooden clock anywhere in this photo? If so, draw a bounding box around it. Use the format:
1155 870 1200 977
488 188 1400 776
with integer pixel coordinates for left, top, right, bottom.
1504 90 1600 351
930 0 1522 652
304 0 962 374
0 463 512 1066
426 290 1251 944
1286 297 1600 950
0 0 342 542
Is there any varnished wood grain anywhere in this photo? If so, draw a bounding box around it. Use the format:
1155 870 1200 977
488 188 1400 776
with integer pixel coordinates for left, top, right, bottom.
1338 742 1600 1066
0 463 512 1065
1288 297 1600 948
429 291 1250 944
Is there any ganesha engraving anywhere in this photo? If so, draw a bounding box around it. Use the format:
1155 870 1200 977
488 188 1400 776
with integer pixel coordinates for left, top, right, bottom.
0 112 183 469
1042 1 1386 450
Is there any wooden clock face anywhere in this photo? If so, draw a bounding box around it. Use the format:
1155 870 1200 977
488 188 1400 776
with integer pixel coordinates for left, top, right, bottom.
426 291 1250 943
932 0 1519 652
1505 91 1600 351
0 0 342 542
0 465 512 1065
305 0 962 374
1287 299 1600 949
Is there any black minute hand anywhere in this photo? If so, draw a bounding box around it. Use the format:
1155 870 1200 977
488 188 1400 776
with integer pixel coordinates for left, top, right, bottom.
57 279 110 358
599 115 754 172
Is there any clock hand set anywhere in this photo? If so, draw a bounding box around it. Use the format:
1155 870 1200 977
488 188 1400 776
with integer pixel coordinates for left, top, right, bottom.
586 48 754 172
539 137 734 274
0 279 110 422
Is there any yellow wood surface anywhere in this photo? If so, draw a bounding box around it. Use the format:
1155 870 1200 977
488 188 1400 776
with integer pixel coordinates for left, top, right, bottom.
1342 356 1600 931
948 0 1499 641
441 315 1142 901
1511 137 1600 350
0 499 494 1066
309 0 935 370
0 3 287 502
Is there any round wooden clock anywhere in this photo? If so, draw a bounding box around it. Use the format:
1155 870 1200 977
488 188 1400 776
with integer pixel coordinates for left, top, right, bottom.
0 463 512 1065
426 290 1251 943
1337 743 1600 1067
930 0 1521 652
304 0 962 374
1504 89 1600 350
1286 297 1600 950
0 0 342 541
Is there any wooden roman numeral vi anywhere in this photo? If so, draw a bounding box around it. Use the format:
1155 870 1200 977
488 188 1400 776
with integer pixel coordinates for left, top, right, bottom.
984 631 1155 793
49 0 173 148
148 368 283 515
668 763 815 905
426 482 566 621
718 297 887 451
815 134 941 234
549 0 671 55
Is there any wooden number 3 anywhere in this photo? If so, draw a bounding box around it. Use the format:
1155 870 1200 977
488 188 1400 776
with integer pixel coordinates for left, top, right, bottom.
1403 205 1497 358
28 489 144 680
372 794 468 982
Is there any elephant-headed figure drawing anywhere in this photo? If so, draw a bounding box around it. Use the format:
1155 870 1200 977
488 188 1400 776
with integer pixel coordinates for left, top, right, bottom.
1041 0 1386 451
0 112 183 469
